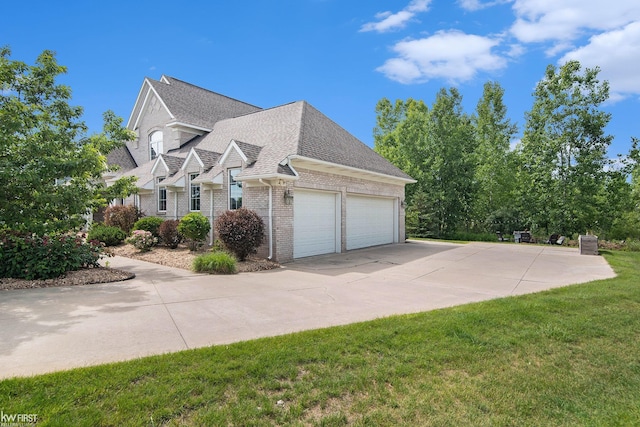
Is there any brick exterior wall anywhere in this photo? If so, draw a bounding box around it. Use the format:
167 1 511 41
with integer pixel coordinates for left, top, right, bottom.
131 164 406 263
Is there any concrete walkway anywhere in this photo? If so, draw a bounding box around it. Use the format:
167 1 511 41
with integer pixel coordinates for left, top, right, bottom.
0 241 615 379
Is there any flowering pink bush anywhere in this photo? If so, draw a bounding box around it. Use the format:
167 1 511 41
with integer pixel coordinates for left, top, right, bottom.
126 230 158 252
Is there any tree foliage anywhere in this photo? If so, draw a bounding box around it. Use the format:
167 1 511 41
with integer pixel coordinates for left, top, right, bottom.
374 89 475 237
0 47 136 234
374 61 637 240
518 61 614 235
473 82 519 230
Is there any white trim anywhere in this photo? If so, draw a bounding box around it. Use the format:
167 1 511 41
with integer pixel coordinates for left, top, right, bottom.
287 155 416 185
189 172 201 211
182 148 205 170
174 191 178 220
259 179 273 260
209 188 215 246
234 173 299 183
166 121 212 133
228 168 242 210
213 172 223 185
129 78 174 131
394 198 399 244
157 180 167 212
165 175 185 189
141 178 155 191
279 156 300 178
150 156 169 176
160 75 170 84
219 140 248 165
148 130 164 161
126 82 148 129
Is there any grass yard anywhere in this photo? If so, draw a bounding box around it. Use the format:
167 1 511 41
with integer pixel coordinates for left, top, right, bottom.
1 251 639 426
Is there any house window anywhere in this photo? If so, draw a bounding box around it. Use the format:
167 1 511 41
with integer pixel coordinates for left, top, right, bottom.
229 168 242 209
149 131 163 160
190 173 200 211
157 177 167 212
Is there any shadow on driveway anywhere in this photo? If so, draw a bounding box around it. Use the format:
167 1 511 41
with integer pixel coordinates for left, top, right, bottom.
0 283 150 358
284 240 461 276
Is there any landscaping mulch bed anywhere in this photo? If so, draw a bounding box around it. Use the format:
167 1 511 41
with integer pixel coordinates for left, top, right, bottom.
108 244 281 273
1 244 280 291
0 268 135 291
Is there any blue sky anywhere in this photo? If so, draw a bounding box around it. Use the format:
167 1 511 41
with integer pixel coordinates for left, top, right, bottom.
2 0 638 157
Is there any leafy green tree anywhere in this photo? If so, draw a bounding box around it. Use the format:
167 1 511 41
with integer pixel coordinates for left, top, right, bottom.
374 89 476 237
374 98 429 203
473 82 518 232
608 137 640 239
0 47 136 234
518 61 613 236
427 88 476 236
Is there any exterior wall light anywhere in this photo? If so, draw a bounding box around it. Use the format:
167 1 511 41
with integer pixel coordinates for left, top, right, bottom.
400 199 406 209
284 189 294 205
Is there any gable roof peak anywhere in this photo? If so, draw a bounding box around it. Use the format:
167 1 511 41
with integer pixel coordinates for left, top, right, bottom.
128 75 262 132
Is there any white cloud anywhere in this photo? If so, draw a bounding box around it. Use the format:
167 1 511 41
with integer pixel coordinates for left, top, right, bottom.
506 43 526 58
560 21 640 100
544 41 575 57
376 30 507 84
510 0 640 44
360 0 432 33
458 0 510 12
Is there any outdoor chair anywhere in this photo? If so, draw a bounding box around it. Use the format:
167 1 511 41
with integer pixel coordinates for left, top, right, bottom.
545 234 559 244
496 231 509 242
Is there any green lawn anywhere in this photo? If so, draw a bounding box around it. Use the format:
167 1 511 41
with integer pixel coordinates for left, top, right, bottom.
1 252 639 426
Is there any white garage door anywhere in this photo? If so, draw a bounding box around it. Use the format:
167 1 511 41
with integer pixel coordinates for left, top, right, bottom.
347 195 395 250
294 190 339 258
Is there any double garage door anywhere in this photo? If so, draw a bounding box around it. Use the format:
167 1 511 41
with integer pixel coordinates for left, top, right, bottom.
293 190 396 258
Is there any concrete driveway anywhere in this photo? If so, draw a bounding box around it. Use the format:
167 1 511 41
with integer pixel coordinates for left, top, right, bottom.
0 241 615 379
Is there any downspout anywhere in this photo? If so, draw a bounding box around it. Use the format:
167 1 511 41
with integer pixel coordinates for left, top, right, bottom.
259 179 273 260
174 191 178 220
209 188 214 246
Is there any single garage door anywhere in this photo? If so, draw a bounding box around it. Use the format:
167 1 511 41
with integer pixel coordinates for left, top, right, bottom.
347 195 395 250
294 190 339 258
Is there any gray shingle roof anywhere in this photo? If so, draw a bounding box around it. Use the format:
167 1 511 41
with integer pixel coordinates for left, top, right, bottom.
297 102 412 180
160 155 185 175
147 76 261 130
193 148 221 170
197 100 412 180
118 76 413 185
233 141 262 164
106 146 137 172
